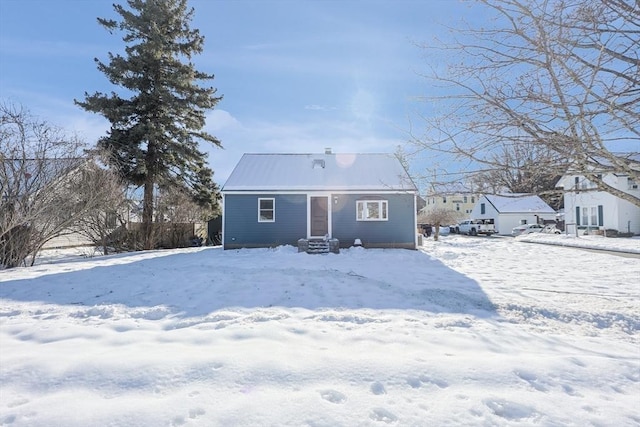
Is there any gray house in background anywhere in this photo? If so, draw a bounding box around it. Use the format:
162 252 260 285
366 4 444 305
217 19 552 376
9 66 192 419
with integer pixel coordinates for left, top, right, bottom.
221 151 418 250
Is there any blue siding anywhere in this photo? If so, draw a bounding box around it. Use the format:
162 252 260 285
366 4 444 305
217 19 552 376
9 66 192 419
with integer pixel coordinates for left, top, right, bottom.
331 193 415 248
224 192 416 250
224 194 307 248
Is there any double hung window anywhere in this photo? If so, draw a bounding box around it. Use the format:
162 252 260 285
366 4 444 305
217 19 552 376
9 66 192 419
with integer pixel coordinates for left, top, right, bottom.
581 207 598 226
258 198 275 222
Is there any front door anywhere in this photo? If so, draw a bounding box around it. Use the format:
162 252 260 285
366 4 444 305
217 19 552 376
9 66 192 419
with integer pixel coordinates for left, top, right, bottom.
310 196 328 237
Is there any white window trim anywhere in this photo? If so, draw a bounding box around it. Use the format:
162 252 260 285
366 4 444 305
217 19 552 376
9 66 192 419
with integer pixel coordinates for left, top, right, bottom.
258 197 275 222
581 206 598 227
356 200 388 221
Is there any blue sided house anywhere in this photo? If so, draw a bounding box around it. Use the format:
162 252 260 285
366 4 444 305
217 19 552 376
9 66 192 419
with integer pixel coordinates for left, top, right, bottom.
221 151 419 251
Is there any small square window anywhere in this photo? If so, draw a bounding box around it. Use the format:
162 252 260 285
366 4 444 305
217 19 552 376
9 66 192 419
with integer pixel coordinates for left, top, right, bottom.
258 198 275 222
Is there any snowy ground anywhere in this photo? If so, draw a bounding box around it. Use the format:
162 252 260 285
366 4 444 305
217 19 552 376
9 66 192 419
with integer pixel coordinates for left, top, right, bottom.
1 235 639 426
515 232 640 254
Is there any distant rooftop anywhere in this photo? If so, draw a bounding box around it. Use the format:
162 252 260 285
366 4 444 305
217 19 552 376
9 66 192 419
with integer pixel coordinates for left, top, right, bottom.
222 153 418 192
484 194 555 213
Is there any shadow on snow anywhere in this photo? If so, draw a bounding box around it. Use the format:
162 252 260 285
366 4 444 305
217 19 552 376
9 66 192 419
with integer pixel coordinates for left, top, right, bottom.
0 246 497 319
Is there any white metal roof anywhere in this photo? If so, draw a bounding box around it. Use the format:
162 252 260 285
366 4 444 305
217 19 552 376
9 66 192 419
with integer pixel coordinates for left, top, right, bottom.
484 194 556 214
222 153 418 192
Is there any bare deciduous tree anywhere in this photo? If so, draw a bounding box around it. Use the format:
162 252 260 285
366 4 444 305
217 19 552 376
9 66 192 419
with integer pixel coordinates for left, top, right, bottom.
411 0 639 206
156 184 211 224
470 143 564 209
154 184 211 247
0 102 126 267
73 156 130 255
1 102 85 267
417 207 460 241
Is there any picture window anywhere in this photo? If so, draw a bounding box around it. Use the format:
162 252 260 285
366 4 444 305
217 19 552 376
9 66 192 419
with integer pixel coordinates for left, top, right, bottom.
356 200 388 221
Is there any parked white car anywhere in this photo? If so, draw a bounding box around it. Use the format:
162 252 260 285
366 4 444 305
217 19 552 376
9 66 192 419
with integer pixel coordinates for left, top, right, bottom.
512 223 561 236
457 219 496 236
511 223 544 236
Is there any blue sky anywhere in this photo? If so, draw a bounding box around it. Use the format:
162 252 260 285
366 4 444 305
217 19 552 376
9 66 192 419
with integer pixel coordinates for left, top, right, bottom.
0 0 482 187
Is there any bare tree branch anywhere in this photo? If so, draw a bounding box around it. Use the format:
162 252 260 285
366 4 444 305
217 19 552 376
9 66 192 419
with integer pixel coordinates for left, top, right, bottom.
410 0 640 207
1 102 126 267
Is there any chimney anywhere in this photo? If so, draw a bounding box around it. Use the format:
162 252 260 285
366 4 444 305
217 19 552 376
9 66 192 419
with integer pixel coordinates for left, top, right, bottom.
325 147 332 154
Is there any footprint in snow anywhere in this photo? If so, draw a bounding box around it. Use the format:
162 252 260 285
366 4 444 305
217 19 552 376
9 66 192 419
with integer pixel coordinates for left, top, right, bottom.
407 375 449 389
319 389 347 404
420 375 449 389
407 376 422 389
514 370 547 392
170 415 186 426
370 408 398 423
6 398 28 408
483 398 537 420
370 381 387 395
2 414 17 425
188 407 206 419
170 408 205 426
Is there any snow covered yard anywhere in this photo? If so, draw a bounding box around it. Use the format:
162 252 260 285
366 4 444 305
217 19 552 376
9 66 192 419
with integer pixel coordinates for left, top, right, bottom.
1 236 639 426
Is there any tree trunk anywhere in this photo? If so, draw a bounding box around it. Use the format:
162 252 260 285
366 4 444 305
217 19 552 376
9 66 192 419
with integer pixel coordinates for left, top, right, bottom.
101 234 108 256
142 176 154 250
142 139 158 250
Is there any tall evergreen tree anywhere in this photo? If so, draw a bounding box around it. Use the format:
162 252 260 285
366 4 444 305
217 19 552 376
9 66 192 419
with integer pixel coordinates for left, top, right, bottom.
76 0 222 249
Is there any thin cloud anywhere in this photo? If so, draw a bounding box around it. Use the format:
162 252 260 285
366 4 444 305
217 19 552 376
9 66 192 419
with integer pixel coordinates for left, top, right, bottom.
304 104 336 111
205 109 242 132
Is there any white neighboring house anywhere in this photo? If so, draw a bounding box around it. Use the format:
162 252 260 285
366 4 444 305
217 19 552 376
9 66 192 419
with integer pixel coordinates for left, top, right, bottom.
470 194 557 235
556 164 640 235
